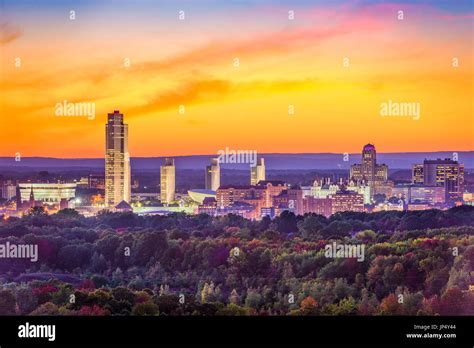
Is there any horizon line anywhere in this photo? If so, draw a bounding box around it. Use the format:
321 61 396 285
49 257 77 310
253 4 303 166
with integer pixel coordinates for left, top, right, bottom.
1 149 473 160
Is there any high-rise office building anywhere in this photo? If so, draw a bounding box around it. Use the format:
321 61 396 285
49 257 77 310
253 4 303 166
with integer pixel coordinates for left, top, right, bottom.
105 110 131 207
350 144 388 197
160 158 175 203
250 158 265 185
205 158 220 191
350 144 388 183
412 158 464 202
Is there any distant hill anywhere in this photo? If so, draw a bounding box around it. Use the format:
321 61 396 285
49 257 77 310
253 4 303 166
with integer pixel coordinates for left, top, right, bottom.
0 152 472 172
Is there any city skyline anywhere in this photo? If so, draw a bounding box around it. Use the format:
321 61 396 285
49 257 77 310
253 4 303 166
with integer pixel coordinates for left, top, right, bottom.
1 0 473 158
0 0 473 337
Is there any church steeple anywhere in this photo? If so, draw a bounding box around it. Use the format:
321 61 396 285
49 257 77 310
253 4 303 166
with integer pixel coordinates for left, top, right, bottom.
29 186 35 206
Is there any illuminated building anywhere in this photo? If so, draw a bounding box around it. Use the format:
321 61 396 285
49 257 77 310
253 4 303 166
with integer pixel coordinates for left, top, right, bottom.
392 185 410 201
218 202 256 220
463 193 474 206
188 189 217 204
412 164 424 184
373 202 405 212
216 185 265 208
88 174 105 189
205 158 220 191
410 186 445 204
392 184 445 205
105 110 131 207
273 191 289 214
160 158 175 203
198 198 256 219
250 157 265 185
412 158 464 202
77 177 89 188
302 197 332 217
256 180 288 208
261 207 276 219
350 144 388 197
302 179 339 199
197 197 218 215
407 203 431 211
329 190 365 214
375 181 394 198
345 182 371 204
273 187 304 216
18 183 76 205
216 181 287 219
1 182 17 200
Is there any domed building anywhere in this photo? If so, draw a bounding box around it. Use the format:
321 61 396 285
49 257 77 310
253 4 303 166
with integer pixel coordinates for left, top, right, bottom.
188 189 217 204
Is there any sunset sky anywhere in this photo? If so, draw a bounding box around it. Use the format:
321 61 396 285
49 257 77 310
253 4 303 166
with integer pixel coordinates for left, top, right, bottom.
1 0 473 158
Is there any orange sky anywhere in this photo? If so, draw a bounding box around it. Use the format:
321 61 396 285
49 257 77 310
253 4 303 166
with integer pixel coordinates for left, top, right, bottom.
0 1 473 158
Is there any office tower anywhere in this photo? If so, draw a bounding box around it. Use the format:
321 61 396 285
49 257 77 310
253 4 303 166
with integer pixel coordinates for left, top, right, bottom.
412 158 464 202
361 144 376 181
250 157 265 185
350 144 388 183
160 158 175 203
105 110 131 207
205 158 220 191
350 144 388 197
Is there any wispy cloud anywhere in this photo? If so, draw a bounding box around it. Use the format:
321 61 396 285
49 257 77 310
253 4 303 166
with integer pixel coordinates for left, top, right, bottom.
0 22 22 44
129 78 318 116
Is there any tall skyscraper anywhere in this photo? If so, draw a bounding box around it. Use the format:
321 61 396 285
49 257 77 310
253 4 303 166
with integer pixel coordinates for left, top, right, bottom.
160 158 175 203
350 144 388 196
205 158 220 191
412 158 464 202
250 157 265 185
105 110 131 207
